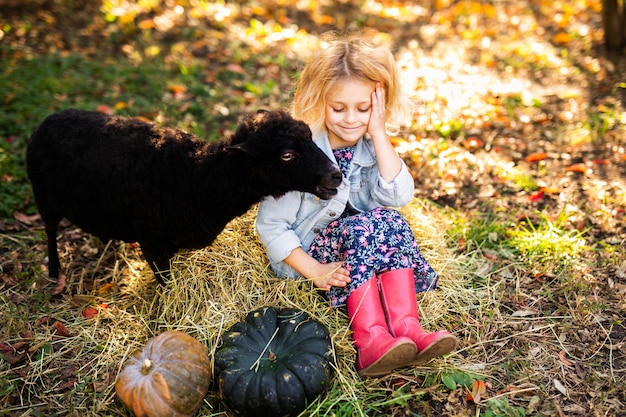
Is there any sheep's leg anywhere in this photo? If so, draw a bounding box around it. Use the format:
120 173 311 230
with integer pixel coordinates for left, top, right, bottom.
45 224 60 279
45 222 66 295
140 243 172 285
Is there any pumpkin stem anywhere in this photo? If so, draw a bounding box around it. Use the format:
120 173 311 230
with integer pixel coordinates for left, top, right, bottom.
141 358 155 375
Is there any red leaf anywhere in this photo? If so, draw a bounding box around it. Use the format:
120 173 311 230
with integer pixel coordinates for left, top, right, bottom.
525 152 547 163
552 32 572 45
464 137 483 150
53 321 71 337
138 19 155 30
97 283 117 295
466 380 487 404
456 236 466 252
82 307 99 319
96 105 114 115
565 163 588 174
168 84 187 94
529 190 544 201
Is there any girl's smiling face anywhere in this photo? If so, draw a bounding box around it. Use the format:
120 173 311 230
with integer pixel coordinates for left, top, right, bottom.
325 78 374 149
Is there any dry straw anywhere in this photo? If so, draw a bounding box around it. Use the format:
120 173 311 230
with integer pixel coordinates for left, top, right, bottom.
0 198 472 416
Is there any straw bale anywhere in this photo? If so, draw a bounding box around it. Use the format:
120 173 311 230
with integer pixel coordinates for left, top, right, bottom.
1 198 467 416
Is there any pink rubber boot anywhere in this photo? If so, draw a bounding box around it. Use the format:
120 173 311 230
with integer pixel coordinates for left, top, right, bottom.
346 277 417 377
378 268 458 364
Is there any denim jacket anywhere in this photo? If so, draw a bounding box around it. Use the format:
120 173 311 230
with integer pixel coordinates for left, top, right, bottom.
255 131 415 278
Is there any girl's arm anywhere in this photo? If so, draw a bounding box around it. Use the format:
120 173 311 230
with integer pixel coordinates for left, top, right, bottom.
368 83 404 182
284 247 351 291
257 193 351 291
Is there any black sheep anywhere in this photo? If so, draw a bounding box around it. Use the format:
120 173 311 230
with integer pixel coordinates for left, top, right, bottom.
27 109 342 293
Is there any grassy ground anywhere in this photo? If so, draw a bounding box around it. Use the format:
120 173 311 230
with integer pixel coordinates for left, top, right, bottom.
1 0 625 416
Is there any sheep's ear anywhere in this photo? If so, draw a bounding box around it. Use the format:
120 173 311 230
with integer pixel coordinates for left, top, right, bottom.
225 142 251 154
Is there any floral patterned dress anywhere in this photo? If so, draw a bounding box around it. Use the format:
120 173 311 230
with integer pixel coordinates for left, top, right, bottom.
307 146 439 307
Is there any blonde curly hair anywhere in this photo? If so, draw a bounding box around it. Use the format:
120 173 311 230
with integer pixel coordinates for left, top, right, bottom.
292 33 411 136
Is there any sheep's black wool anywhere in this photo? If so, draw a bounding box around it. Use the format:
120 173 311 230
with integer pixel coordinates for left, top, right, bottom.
27 109 342 290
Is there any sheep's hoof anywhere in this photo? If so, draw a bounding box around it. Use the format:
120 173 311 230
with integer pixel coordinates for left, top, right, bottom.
50 271 67 296
154 272 170 286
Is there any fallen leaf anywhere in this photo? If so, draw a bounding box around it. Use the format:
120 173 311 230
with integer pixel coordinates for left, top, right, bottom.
552 32 571 45
529 190 544 201
558 350 574 367
53 321 71 337
0 342 28 365
138 19 155 30
553 378 567 396
97 283 118 295
466 379 487 404
135 116 153 123
525 152 547 163
72 295 96 305
464 137 483 150
226 63 244 73
497 383 539 397
35 316 50 327
168 84 187 94
390 377 407 388
389 136 407 147
511 308 539 317
565 163 588 174
13 212 41 225
562 404 586 414
82 307 99 319
96 104 113 115
541 186 561 194
50 272 66 296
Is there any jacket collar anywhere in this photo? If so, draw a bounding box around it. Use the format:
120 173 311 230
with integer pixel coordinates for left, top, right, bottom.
313 131 377 167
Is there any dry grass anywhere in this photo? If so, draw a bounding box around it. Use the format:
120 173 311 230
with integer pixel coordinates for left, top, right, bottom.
3 197 624 416
0 198 472 416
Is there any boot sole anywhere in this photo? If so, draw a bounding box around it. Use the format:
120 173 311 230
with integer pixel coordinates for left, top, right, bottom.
410 335 458 365
358 341 417 378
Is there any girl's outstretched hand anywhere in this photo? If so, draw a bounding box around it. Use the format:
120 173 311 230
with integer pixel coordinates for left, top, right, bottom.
368 82 388 140
312 261 351 291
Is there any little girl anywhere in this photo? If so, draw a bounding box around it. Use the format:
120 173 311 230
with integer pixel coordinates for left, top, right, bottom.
256 34 457 377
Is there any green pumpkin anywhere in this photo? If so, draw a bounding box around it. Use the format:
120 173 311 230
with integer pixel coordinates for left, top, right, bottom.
215 307 335 417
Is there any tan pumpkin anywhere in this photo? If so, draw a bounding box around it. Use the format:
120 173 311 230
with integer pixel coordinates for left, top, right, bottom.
115 330 211 417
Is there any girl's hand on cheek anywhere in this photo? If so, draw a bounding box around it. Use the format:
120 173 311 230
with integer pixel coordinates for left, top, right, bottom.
368 82 387 140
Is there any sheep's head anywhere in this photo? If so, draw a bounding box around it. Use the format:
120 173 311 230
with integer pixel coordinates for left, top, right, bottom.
228 110 342 199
